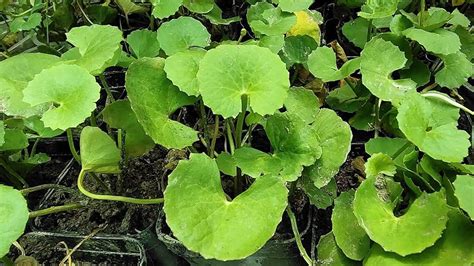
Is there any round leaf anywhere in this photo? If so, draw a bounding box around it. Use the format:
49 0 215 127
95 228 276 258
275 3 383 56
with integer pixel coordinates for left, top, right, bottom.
277 0 313 12
342 17 369 48
317 232 358 266
247 2 296 36
308 46 361 82
453 175 474 219
197 44 289 118
156 17 211 56
287 10 322 43
284 87 320 124
127 29 161 59
23 64 101 130
80 126 121 173
402 28 461 55
164 153 288 260
435 52 473 89
0 185 29 258
151 0 182 19
183 0 213 13
164 49 206 96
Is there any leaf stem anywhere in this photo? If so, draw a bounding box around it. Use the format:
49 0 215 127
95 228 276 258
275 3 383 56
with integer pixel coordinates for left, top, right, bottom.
286 206 313 266
226 120 235 154
373 98 382 137
21 184 76 195
77 170 164 204
0 157 27 187
421 92 474 115
210 115 220 158
66 128 81 164
99 74 115 102
29 203 85 218
235 95 248 148
366 19 373 42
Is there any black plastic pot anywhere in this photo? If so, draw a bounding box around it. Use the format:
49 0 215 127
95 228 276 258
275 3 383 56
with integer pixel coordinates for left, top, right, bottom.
155 210 308 266
17 231 146 265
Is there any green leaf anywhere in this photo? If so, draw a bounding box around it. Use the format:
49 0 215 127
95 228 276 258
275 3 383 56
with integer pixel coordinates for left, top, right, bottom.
164 49 206 96
419 7 452 31
360 38 416 103
435 52 473 89
353 175 449 256
304 109 352 188
0 53 60 117
156 17 211 56
448 9 470 28
80 126 121 173
10 13 42 32
85 5 118 24
396 92 470 163
215 152 236 176
358 0 398 19
455 27 474 61
308 46 361 82
265 112 321 181
277 0 313 12
364 210 474 265
317 232 359 266
0 129 28 151
102 100 155 157
255 35 285 53
23 64 101 130
284 87 320 124
365 137 415 166
151 0 182 19
164 153 288 260
332 190 370 261
365 153 397 178
183 0 213 13
233 146 281 178
197 45 289 118
116 0 147 15
326 82 370 113
24 116 63 138
0 121 4 146
203 4 240 25
399 59 430 88
300 176 337 209
63 25 123 75
281 35 318 66
402 28 460 55
125 57 198 149
127 29 161 59
342 17 369 48
453 175 474 219
0 185 29 258
247 2 296 36
389 14 413 35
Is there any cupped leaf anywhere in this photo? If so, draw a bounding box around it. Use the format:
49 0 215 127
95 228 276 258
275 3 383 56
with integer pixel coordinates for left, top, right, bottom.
80 126 121 173
332 190 370 261
399 59 430 88
197 45 289 118
264 112 321 181
216 152 236 176
342 17 369 48
287 10 322 43
364 210 474 265
24 116 63 138
0 185 29 258
284 87 320 124
453 175 474 219
396 92 470 163
23 64 101 130
276 0 313 12
125 57 198 149
164 49 206 96
102 100 155 157
63 25 123 75
183 0 213 13
360 38 416 103
247 2 296 36
156 17 211 56
151 0 182 19
164 153 288 260
365 153 397 178
317 232 359 266
0 53 60 117
304 109 352 188
435 52 473 89
402 28 460 55
354 175 449 256
0 129 28 151
127 29 161 59
449 9 470 28
358 0 398 19
308 46 361 82
233 147 281 178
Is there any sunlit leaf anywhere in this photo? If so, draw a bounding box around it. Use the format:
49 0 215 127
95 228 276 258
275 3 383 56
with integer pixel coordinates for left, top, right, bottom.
308 46 361 82
183 0 213 13
127 29 161 59
402 28 460 55
453 175 474 219
80 126 121 173
164 49 206 96
435 52 473 89
287 10 322 43
151 0 182 19
317 232 358 265
247 2 296 36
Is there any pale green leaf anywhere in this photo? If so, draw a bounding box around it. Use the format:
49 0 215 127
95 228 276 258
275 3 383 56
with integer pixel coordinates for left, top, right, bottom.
448 9 470 28
396 92 470 163
402 28 461 55
127 29 161 59
304 109 352 188
0 185 29 258
453 175 474 219
164 153 288 260
0 53 60 117
80 126 121 173
389 14 413 35
365 137 415 166
277 0 313 12
23 64 101 130
24 116 63 138
342 17 369 48
332 190 370 261
156 17 211 56
0 129 28 151
216 152 236 176
247 2 296 36
360 38 416 103
10 13 42 32
365 210 474 265
365 153 397 178
63 25 123 75
354 175 449 256
102 100 155 157
164 49 206 96
151 0 182 19
255 35 285 53
308 46 361 82
317 232 359 266
284 87 320 124
435 52 473 89
358 0 398 19
233 146 281 178
197 45 289 118
183 0 213 13
125 57 198 149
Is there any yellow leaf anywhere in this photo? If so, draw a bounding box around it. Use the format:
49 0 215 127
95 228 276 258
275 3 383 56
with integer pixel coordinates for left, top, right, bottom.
452 0 464 6
288 10 322 44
